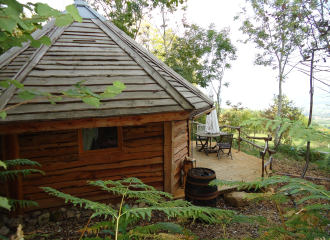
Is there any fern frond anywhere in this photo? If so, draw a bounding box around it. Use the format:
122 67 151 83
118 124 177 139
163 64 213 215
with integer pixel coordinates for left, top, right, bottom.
3 159 42 167
0 169 45 180
8 199 38 210
42 187 118 218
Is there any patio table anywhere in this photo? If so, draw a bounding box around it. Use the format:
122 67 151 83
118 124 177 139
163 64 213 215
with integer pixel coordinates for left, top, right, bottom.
196 131 229 156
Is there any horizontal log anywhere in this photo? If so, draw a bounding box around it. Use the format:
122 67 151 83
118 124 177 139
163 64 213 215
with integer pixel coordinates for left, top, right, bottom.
25 170 164 198
174 141 188 155
240 137 276 154
37 152 164 175
28 154 80 165
174 135 188 148
20 146 79 159
123 143 163 154
7 99 178 115
24 163 164 187
24 172 164 194
0 111 190 135
123 136 163 148
174 147 188 163
28 69 147 77
19 131 77 148
123 123 163 141
174 120 187 129
20 142 78 151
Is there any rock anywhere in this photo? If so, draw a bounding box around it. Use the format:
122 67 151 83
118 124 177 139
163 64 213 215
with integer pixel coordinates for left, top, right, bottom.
23 214 30 222
60 207 67 212
132 205 138 208
31 211 41 218
138 202 146 208
0 226 9 236
71 206 78 211
27 218 38 227
75 213 81 219
82 209 93 217
8 218 24 228
0 221 5 228
224 191 249 207
42 209 48 214
115 203 121 210
50 211 63 222
63 210 75 219
3 217 9 224
38 213 50 226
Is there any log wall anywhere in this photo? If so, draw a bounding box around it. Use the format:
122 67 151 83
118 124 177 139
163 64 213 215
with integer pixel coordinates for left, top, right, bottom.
173 120 189 193
18 122 164 211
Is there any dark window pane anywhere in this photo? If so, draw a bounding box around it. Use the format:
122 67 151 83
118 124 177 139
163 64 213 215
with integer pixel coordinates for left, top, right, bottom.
82 127 118 151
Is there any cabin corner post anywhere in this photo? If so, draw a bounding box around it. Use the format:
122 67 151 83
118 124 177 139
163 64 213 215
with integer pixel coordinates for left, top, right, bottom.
2 134 23 216
164 121 174 194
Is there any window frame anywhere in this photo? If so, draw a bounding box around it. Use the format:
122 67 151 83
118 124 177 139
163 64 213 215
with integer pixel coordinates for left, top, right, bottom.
78 126 122 156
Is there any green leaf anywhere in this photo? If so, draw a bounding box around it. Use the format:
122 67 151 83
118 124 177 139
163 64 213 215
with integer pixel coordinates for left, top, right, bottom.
0 18 17 33
35 3 60 17
6 79 24 89
81 97 101 108
17 91 35 100
113 81 126 90
0 81 10 88
55 15 74 27
0 197 11 210
30 40 42 48
0 32 8 41
102 93 117 98
0 161 6 169
66 5 83 22
39 36 51 46
106 86 122 94
0 111 7 120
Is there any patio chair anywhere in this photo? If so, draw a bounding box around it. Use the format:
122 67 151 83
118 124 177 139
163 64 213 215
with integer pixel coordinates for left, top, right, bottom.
196 124 208 147
216 134 234 160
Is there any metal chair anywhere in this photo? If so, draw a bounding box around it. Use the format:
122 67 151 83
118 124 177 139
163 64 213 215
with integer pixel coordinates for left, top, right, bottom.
196 124 208 147
216 134 234 160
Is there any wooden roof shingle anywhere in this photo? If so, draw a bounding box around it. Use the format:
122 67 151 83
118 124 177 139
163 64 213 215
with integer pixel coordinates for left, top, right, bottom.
0 1 213 123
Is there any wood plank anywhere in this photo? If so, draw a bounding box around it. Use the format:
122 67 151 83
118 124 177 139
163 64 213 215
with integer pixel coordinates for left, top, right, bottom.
65 26 104 33
164 121 174 194
20 142 77 151
174 146 188 163
174 87 190 92
44 52 128 56
174 135 188 148
27 69 147 77
48 46 124 52
33 65 142 70
186 97 204 104
3 106 185 123
0 111 190 134
20 146 78 159
37 60 138 66
25 171 164 197
59 34 110 40
69 22 99 28
194 102 210 109
56 39 115 44
9 91 171 104
40 55 133 61
27 154 80 165
92 19 194 111
52 42 117 47
0 25 69 112
174 120 187 129
19 131 77 148
2 134 23 216
7 99 178 115
23 163 163 187
174 141 188 155
188 120 191 157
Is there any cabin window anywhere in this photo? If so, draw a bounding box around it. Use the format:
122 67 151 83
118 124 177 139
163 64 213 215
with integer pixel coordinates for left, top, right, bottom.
80 127 122 153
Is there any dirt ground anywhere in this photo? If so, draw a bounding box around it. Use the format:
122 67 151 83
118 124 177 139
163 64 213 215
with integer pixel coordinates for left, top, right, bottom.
22 158 330 240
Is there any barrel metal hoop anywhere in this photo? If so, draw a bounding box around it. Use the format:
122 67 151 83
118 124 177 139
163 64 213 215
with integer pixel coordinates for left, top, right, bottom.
186 179 212 186
187 172 216 180
185 189 218 197
185 192 218 200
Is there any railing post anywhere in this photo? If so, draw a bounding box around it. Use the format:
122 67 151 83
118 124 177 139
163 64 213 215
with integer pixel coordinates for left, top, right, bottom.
238 127 241 152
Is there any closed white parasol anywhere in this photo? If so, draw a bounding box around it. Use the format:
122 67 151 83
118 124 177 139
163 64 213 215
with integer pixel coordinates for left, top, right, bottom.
205 89 220 134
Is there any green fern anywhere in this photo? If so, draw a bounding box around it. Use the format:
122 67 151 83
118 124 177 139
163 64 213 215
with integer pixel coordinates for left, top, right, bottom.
8 199 39 210
43 177 249 240
211 175 330 239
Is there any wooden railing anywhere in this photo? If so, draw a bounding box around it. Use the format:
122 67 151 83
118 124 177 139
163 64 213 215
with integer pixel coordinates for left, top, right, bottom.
219 125 276 178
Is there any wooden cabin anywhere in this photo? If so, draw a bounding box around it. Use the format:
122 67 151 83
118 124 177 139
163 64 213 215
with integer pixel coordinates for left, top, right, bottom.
0 0 214 212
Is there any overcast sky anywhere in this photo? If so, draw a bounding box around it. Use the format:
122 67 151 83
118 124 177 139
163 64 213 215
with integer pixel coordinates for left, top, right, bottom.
20 0 330 113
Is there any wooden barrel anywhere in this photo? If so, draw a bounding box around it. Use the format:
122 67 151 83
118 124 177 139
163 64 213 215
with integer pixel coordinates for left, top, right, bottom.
185 168 218 207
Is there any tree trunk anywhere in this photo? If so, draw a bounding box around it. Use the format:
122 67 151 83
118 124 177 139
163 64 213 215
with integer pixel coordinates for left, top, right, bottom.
301 50 314 179
274 65 283 147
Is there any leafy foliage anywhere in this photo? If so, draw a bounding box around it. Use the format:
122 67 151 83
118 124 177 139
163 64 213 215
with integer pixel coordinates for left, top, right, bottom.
0 0 82 54
211 175 330 239
43 177 248 240
1 80 126 119
0 159 44 211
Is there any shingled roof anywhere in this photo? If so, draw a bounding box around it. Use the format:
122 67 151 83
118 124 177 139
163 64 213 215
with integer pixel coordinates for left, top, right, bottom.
0 0 213 123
